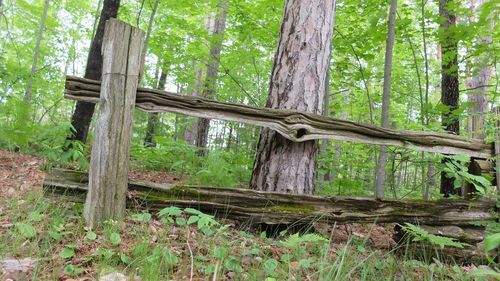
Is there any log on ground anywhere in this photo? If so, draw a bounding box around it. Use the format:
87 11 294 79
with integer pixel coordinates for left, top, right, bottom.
43 169 497 227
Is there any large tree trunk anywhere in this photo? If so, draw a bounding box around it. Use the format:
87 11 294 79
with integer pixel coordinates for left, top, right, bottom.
250 0 336 194
439 0 460 197
375 0 398 199
68 0 120 143
195 1 228 156
24 0 49 105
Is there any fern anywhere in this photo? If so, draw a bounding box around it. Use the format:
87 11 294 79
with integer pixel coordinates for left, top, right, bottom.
400 223 469 249
280 233 328 248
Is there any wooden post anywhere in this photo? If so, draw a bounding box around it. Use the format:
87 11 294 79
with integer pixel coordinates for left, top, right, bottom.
83 19 145 228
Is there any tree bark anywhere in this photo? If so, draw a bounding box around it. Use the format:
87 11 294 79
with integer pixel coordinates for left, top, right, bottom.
250 0 336 194
439 0 460 197
24 0 49 105
466 0 492 140
195 1 228 156
68 0 120 144
144 70 167 147
375 0 397 199
182 67 204 145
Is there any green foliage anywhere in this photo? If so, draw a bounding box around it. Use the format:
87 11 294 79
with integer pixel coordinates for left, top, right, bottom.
281 233 329 249
484 232 500 263
400 223 468 249
439 154 493 195
15 222 37 239
157 206 220 235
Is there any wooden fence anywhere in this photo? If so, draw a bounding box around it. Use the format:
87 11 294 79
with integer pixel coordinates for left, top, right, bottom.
56 19 498 233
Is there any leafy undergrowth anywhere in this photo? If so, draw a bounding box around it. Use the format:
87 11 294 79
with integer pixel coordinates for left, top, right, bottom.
0 193 498 281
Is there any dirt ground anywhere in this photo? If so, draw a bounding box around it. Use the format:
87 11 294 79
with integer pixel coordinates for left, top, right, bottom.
0 150 46 199
0 149 397 249
0 150 182 200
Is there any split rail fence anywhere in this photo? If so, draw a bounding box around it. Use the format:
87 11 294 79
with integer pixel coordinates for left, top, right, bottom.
44 19 499 258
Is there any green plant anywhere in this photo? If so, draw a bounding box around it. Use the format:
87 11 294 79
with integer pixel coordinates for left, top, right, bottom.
157 206 220 235
439 154 493 195
400 223 468 249
483 232 500 263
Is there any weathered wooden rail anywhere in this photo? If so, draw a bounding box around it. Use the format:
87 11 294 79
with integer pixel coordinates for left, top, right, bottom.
44 169 496 227
65 76 494 159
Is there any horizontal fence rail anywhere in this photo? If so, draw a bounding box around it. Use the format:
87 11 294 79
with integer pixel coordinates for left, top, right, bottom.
45 169 496 226
65 75 494 159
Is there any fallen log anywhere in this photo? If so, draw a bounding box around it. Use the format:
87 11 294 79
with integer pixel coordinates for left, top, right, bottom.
64 76 494 159
43 169 497 227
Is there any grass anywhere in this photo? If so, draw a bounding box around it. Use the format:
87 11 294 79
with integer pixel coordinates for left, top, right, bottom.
0 192 498 280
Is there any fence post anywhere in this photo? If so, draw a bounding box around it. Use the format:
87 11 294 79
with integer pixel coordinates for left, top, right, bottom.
83 19 145 228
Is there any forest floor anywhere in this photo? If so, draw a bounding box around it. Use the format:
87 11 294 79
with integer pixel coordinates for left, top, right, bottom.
0 150 497 280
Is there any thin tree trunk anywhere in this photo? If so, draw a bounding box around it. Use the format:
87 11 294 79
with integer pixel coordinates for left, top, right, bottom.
421 0 430 123
424 160 435 200
68 0 120 143
319 66 331 188
24 0 49 105
140 0 162 147
390 151 398 199
251 0 336 194
375 0 397 199
182 66 204 145
466 0 492 139
144 70 167 147
91 0 103 38
439 0 460 197
195 1 228 156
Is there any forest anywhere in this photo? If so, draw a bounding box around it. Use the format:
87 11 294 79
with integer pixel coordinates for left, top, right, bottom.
0 0 499 280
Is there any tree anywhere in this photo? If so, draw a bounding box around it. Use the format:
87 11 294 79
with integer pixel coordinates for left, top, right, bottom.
374 0 398 199
68 0 120 143
439 0 460 197
144 69 167 146
195 1 228 156
466 0 492 140
250 0 336 194
140 0 162 147
24 0 49 105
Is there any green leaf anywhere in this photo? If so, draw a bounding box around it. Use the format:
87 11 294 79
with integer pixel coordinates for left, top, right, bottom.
263 258 278 275
468 268 500 279
451 154 469 163
48 230 62 241
215 247 228 259
357 245 366 253
120 253 131 265
176 217 186 226
16 223 36 239
132 213 152 222
163 248 178 265
184 208 203 215
110 232 121 246
484 232 500 263
187 215 199 224
60 247 76 259
158 206 182 217
299 258 311 268
28 211 42 222
63 264 84 276
86 231 97 241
